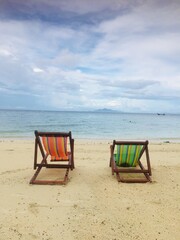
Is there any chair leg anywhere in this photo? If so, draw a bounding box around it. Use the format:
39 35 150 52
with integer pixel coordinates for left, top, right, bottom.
64 168 69 184
138 161 152 182
143 172 152 182
116 172 121 182
109 157 112 167
29 166 42 184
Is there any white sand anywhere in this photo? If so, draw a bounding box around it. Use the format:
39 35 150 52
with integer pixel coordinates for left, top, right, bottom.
0 139 180 240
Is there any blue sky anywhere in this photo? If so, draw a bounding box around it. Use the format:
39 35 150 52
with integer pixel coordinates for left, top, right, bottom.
0 0 180 113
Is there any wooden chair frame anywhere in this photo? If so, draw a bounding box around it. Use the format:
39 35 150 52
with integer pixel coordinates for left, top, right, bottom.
110 140 152 183
30 130 75 185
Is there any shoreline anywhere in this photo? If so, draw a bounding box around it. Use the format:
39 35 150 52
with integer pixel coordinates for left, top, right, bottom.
1 136 180 143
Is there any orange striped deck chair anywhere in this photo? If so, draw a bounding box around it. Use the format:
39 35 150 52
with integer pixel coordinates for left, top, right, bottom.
109 140 152 183
30 130 75 185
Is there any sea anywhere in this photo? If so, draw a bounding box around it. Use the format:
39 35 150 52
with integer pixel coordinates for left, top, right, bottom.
0 109 180 142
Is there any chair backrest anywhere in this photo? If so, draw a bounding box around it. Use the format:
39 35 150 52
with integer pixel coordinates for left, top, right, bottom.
42 136 68 160
115 145 142 167
113 140 148 167
35 131 72 161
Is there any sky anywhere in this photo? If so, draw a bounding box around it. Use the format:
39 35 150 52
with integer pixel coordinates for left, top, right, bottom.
0 0 180 113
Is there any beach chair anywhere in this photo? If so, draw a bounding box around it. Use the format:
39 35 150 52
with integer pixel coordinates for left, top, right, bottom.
30 130 74 185
110 140 152 183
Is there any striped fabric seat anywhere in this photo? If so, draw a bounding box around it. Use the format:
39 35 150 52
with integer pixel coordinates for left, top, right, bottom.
42 136 68 161
115 144 143 167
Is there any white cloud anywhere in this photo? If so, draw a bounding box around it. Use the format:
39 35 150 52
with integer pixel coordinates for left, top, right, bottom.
0 0 180 112
0 48 12 57
33 67 44 73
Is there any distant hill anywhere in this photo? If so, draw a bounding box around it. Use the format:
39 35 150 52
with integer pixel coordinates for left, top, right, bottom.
94 108 117 113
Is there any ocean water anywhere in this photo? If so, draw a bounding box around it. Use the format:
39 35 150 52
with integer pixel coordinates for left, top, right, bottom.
0 109 180 141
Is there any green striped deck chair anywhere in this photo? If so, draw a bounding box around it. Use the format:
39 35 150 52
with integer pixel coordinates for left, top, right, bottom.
30 130 75 185
110 140 152 183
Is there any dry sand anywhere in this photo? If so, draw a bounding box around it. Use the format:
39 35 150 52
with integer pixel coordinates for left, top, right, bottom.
0 139 180 240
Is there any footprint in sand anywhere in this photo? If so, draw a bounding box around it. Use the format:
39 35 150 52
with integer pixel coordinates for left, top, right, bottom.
28 203 39 215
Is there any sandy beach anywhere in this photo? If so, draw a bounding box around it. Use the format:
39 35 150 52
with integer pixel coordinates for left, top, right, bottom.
0 139 180 240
